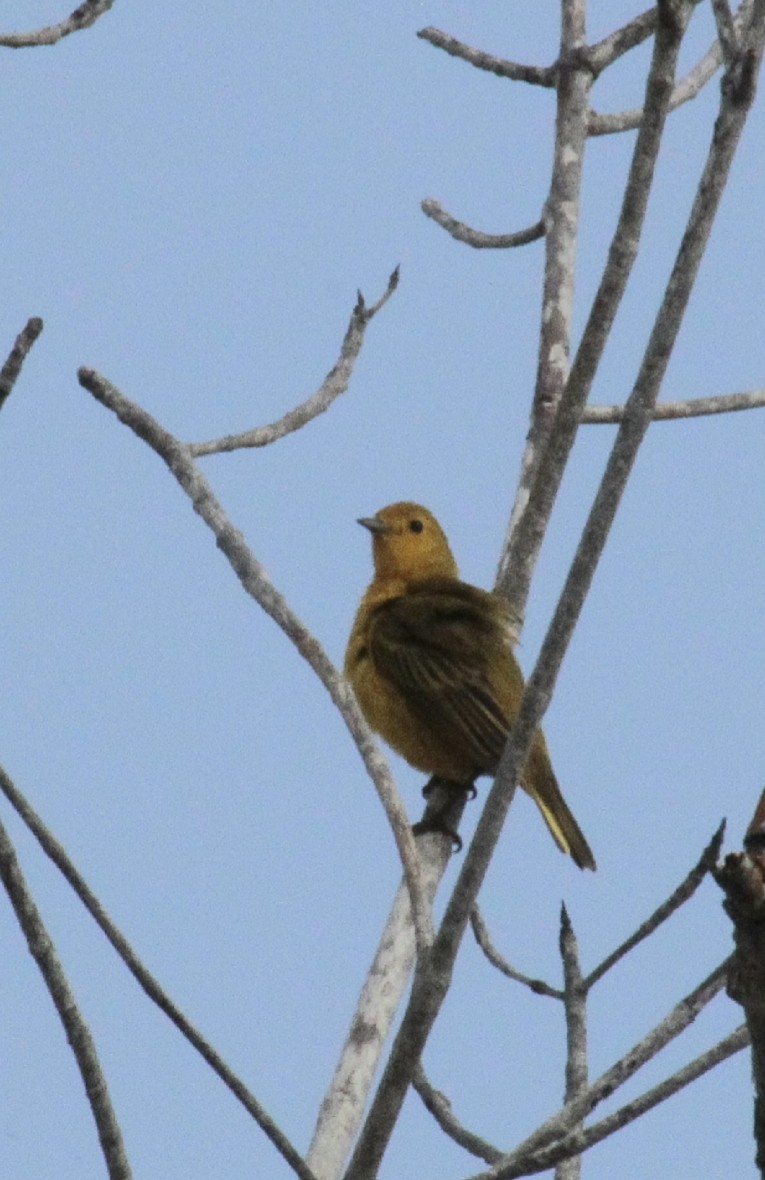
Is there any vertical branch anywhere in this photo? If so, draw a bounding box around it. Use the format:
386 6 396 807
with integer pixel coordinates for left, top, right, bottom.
498 0 592 593
498 2 691 614
0 815 132 1180
556 906 587 1180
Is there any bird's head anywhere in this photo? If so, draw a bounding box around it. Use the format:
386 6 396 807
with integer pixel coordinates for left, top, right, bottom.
358 501 459 583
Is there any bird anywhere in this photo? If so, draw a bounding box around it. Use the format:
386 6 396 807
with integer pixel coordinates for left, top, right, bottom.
345 501 596 870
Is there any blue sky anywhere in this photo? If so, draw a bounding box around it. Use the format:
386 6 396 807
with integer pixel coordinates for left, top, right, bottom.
1 3 764 1178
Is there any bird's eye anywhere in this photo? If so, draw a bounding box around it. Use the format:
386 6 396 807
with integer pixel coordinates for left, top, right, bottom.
409 519 424 534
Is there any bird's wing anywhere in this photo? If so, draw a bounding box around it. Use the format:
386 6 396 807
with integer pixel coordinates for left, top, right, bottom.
369 580 514 770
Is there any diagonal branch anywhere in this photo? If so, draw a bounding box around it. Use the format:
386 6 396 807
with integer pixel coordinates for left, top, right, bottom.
468 960 730 1179
189 269 398 456
0 0 114 47
585 822 725 988
475 1025 748 1179
585 8 658 75
0 317 44 411
416 27 555 86
0 809 132 1180
76 368 434 958
0 763 318 1180
589 0 756 136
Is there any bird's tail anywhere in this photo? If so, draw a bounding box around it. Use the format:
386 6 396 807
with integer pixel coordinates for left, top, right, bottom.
522 733 596 871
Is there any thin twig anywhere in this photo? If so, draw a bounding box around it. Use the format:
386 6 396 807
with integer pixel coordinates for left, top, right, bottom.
0 0 114 47
189 269 398 456
557 906 586 1180
586 822 725 988
0 317 44 411
472 960 730 1179
0 811 132 1180
412 1062 504 1165
421 200 545 250
0 763 318 1180
583 387 765 421
416 26 555 86
472 1025 748 1179
470 905 563 999
77 369 435 959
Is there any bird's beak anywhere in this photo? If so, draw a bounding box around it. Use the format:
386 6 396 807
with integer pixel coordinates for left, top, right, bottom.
357 515 390 535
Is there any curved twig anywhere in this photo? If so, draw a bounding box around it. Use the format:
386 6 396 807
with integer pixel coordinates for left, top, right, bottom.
412 1063 503 1165
416 26 555 86
421 200 545 249
470 906 562 998
189 269 398 456
0 0 114 47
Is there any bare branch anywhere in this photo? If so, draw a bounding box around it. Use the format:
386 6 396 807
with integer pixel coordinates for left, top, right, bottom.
583 387 765 421
0 810 132 1180
0 764 318 1180
586 822 725 988
421 200 546 250
585 9 657 76
589 0 756 136
468 961 730 1179
470 905 563 999
486 1026 748 1178
711 0 741 66
416 26 555 86
412 1062 504 1165
557 906 587 1180
345 21 697 1178
498 0 593 603
307 833 453 1180
77 368 435 959
189 269 398 456
0 317 44 411
497 5 687 613
0 0 114 47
